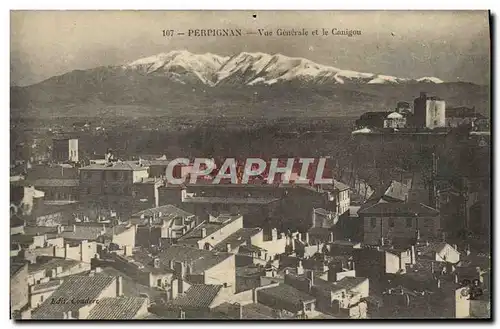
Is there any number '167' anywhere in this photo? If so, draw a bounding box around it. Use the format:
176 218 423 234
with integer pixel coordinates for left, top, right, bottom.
162 30 174 37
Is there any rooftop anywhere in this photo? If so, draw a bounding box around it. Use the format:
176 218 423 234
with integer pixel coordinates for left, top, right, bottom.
28 257 82 274
213 228 262 251
177 215 241 243
358 202 439 216
80 161 148 171
32 276 116 319
30 178 79 187
258 283 315 309
87 297 148 319
169 284 223 309
157 246 233 275
131 204 195 224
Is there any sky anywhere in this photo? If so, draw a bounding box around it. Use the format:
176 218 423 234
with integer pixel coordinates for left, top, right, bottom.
10 10 490 86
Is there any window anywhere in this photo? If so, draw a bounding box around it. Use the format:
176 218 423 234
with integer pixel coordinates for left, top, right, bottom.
157 279 162 287
370 218 376 228
389 218 395 228
406 218 412 228
113 171 119 180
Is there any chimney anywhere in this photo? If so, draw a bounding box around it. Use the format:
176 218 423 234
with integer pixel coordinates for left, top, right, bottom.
73 224 76 232
171 279 178 300
236 303 243 320
351 261 356 271
305 233 310 245
226 243 232 252
329 232 334 243
410 245 416 265
252 288 258 303
201 228 207 238
381 237 385 246
153 258 160 269
297 232 302 242
280 232 285 240
57 225 63 234
174 261 186 279
284 268 290 275
420 92 427 98
297 260 304 275
124 245 133 256
436 278 441 289
441 232 446 242
116 276 123 296
416 229 421 241
465 244 471 256
431 262 435 273
454 273 459 284
453 244 458 251
306 270 314 287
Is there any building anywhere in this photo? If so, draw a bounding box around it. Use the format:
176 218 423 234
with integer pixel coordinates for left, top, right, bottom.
52 137 79 163
445 106 485 128
31 276 137 319
131 204 198 248
358 202 440 246
79 161 149 218
384 112 407 129
355 112 391 129
413 92 446 129
176 214 244 250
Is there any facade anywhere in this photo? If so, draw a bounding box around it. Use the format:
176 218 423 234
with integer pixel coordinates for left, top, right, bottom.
413 92 446 129
79 161 149 218
52 138 79 163
358 202 440 246
445 106 484 128
384 112 407 129
10 261 29 318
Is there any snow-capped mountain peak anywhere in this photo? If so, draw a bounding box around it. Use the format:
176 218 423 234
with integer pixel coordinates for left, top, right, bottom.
123 50 445 86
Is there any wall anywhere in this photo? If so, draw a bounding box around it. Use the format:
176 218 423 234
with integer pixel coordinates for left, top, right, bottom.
385 251 401 274
203 255 236 293
256 234 287 259
197 216 244 249
30 282 61 308
68 139 79 162
112 225 136 248
426 100 446 129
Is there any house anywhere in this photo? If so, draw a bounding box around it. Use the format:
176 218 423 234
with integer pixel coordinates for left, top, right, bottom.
31 276 132 319
412 92 446 129
353 246 415 282
79 161 149 218
27 257 91 287
176 214 244 250
114 245 236 294
445 106 484 128
52 137 79 163
384 112 407 129
256 282 317 316
130 204 197 248
417 242 460 264
86 296 149 319
168 283 234 310
358 202 440 246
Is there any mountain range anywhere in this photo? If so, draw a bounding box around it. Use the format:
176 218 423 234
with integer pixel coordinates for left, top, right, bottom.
11 50 489 118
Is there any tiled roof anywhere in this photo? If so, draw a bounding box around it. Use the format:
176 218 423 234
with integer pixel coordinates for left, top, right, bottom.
258 283 315 307
170 284 222 309
358 202 439 216
177 216 240 243
367 180 409 203
87 297 147 319
156 246 232 275
213 228 262 251
28 258 82 274
24 226 58 235
32 280 63 292
32 276 115 319
31 179 79 187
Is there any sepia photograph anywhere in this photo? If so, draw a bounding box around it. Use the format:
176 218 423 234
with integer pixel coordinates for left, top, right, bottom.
9 10 491 320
